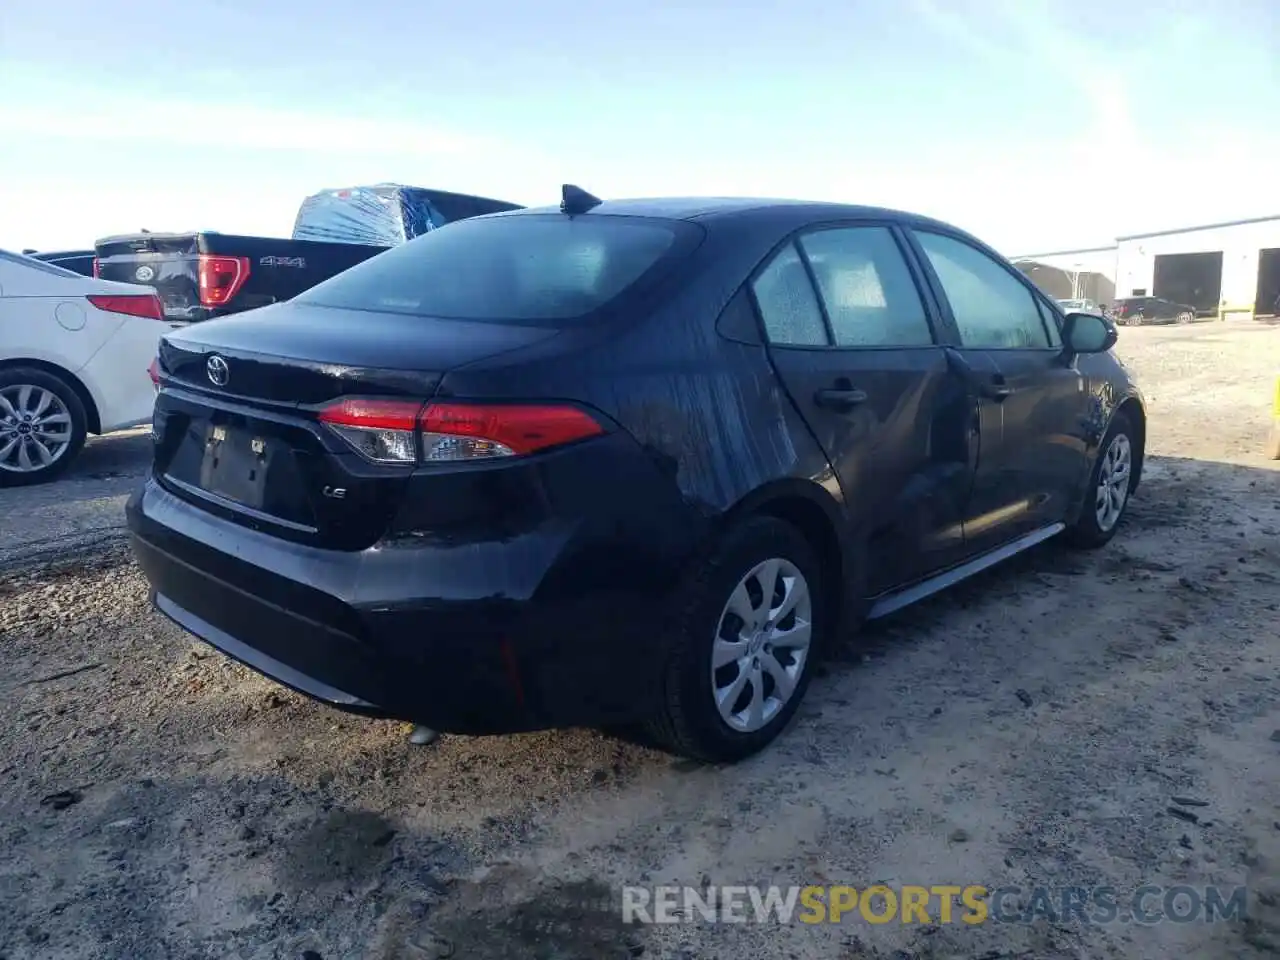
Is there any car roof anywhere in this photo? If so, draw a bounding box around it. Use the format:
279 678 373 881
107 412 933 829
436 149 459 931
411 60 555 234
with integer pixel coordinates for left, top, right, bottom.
495 196 962 232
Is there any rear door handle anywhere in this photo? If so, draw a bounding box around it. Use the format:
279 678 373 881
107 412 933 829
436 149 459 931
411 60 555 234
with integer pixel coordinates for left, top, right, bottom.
814 387 868 411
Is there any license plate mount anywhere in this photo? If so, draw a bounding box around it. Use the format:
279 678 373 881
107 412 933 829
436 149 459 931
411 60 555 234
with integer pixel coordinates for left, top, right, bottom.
199 423 273 510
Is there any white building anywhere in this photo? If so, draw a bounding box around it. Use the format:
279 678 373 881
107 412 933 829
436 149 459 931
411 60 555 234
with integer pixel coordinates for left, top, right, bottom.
1114 216 1280 320
1012 215 1280 319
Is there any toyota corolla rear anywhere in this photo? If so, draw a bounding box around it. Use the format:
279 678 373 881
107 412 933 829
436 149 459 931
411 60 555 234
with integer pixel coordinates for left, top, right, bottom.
126 210 709 733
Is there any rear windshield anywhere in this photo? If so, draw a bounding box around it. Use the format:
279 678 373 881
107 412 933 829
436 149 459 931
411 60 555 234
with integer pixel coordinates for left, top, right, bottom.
295 213 694 323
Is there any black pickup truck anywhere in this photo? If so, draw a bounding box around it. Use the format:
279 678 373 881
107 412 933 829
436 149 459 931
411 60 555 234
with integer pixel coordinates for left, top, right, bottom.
94 184 522 323
22 249 97 276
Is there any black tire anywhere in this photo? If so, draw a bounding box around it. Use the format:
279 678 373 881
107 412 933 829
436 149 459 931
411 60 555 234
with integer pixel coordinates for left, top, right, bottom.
0 366 88 487
647 516 826 763
1065 411 1136 549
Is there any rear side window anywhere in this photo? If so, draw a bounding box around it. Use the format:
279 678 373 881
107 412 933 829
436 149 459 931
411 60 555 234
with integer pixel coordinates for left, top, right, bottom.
750 244 828 346
797 227 933 347
296 214 691 323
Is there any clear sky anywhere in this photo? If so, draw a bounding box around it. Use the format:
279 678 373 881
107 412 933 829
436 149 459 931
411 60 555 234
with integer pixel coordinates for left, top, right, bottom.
1 0 1277 256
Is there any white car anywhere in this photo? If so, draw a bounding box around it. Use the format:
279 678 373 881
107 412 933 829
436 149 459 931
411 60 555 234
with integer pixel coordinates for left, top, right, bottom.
0 248 168 485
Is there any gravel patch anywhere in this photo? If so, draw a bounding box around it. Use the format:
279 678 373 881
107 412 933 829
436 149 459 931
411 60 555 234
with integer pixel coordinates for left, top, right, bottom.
1 322 1279 959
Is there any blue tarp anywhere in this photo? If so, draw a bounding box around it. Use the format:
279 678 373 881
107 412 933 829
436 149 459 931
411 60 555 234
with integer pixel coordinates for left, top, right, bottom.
291 184 523 247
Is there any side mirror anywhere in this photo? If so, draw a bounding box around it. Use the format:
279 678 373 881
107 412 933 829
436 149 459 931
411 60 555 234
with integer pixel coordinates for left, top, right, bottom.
1063 311 1117 355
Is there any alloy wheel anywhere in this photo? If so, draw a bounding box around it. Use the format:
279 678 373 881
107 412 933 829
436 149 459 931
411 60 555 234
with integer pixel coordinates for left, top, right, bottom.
710 558 813 734
1095 432 1132 532
0 385 74 474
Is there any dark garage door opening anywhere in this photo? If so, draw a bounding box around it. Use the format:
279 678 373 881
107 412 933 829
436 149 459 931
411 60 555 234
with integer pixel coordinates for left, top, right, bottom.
1255 248 1280 317
1153 251 1224 315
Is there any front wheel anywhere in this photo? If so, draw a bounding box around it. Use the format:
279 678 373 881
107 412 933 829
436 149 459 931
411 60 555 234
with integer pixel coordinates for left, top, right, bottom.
1065 412 1136 549
1177 310 1194 324
0 368 88 487
647 516 824 763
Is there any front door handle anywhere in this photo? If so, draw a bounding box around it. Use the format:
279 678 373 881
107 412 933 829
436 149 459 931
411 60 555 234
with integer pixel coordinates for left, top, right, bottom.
945 348 1015 403
814 387 868 411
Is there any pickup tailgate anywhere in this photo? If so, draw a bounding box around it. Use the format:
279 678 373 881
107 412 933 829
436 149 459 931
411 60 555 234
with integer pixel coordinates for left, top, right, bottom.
96 233 208 321
96 233 386 322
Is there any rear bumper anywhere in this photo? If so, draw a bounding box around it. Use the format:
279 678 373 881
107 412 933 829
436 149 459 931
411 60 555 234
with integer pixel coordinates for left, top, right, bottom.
127 476 695 734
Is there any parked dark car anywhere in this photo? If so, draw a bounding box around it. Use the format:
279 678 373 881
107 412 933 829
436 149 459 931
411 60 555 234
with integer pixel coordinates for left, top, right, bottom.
127 188 1146 762
1111 295 1196 325
22 249 96 277
95 185 523 323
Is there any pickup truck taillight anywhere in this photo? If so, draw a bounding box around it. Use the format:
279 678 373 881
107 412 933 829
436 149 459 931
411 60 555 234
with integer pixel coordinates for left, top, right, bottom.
197 255 250 307
148 358 160 390
87 294 165 320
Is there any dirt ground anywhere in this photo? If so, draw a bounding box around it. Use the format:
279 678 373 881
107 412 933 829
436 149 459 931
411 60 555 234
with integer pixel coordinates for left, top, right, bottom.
2 321 1279 960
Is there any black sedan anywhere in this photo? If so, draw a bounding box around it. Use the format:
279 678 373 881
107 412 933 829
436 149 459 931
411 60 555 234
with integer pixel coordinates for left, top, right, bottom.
127 187 1146 762
1111 296 1197 325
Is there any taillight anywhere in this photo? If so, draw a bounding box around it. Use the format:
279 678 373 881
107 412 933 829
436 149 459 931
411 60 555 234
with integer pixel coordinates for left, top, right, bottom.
317 398 605 464
87 294 165 320
147 358 160 390
318 398 423 463
420 403 605 461
197 255 250 307
92 257 100 278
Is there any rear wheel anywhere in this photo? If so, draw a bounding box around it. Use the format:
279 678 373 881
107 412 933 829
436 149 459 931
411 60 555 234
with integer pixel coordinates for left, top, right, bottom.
1065 411 1136 549
1177 310 1194 324
648 516 824 763
0 368 88 487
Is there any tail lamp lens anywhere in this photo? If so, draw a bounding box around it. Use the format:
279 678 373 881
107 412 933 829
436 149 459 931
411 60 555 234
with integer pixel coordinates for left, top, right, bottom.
197 255 251 307
317 398 604 464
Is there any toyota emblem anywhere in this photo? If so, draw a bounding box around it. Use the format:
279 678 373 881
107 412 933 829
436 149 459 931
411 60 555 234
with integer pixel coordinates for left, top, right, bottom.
135 265 155 282
206 355 230 387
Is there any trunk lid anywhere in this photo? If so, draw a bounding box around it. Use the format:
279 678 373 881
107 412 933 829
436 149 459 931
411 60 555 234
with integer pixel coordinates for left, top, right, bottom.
152 302 561 549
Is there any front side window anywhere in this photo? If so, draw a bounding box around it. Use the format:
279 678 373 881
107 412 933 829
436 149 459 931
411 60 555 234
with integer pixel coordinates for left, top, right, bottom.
797 227 934 347
297 213 690 323
1034 296 1064 347
915 231 1052 349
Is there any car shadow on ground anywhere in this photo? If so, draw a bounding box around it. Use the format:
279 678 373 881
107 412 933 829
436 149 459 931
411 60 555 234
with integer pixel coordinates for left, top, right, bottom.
845 452 1278 655
605 453 1280 755
70 426 154 482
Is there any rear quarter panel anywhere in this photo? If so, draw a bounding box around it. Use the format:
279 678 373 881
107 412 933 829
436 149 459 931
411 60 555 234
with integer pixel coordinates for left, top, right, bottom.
437 222 842 528
0 295 123 378
78 315 168 432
